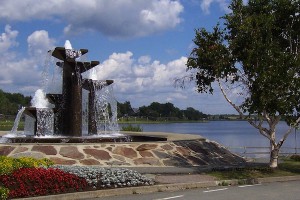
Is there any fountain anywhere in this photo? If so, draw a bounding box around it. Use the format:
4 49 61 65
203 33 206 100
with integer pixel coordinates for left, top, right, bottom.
4 41 166 143
0 41 246 168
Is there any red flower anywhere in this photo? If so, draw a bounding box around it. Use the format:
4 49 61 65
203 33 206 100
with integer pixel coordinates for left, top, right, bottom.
0 168 87 198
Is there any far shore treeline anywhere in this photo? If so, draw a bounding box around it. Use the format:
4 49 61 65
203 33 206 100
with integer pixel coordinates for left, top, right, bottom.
0 89 241 121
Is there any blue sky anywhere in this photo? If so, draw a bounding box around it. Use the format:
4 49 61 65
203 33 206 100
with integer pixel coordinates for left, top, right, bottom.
0 0 240 114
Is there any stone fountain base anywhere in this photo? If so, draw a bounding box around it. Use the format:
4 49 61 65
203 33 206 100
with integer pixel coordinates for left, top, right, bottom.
2 134 167 143
0 132 246 167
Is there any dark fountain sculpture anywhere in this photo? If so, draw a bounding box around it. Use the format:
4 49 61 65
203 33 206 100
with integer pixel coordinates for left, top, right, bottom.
5 43 166 143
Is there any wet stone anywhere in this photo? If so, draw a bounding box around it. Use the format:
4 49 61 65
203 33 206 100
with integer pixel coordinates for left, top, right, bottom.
59 146 84 159
32 145 57 155
0 146 15 156
83 149 112 160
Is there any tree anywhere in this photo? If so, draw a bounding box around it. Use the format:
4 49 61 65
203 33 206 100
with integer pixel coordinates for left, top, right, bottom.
117 101 133 117
179 0 299 168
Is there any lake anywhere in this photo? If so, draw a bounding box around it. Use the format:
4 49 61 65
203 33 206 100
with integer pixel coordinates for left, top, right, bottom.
120 121 300 157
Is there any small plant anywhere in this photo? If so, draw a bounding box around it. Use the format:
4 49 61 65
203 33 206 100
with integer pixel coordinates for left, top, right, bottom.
238 179 246 185
218 181 229 186
0 186 9 200
0 156 54 175
121 124 143 132
290 154 300 162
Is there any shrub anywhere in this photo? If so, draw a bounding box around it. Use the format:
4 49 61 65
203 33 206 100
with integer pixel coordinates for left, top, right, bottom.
121 124 143 132
290 154 300 162
0 156 53 175
0 167 87 198
0 186 9 200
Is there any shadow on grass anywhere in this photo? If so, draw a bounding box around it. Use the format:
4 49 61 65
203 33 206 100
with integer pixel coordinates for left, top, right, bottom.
208 157 300 180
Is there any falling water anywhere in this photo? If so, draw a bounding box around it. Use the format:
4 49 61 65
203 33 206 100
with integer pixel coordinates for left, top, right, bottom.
6 40 122 139
82 89 89 135
36 108 54 136
94 83 120 134
10 107 26 134
24 115 35 136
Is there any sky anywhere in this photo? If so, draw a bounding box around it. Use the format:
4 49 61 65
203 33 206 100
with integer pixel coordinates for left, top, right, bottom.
0 0 241 114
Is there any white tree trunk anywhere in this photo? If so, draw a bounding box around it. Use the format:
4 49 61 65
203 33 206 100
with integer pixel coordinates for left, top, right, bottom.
270 146 279 168
217 80 299 168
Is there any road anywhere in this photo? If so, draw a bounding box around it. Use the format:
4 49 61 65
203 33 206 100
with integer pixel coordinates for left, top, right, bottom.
86 181 300 200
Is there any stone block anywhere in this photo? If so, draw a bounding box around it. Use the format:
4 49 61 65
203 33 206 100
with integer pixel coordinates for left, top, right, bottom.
32 145 57 155
83 149 112 160
112 146 137 158
59 146 84 159
0 146 15 156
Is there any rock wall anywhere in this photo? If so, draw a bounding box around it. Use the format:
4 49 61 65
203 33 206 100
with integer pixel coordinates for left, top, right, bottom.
0 139 246 167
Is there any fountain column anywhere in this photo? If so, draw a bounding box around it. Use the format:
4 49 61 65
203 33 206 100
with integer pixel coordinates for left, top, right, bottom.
51 47 99 137
82 79 113 135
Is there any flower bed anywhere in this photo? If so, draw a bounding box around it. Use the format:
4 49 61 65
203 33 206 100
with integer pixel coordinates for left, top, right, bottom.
0 156 154 199
0 168 87 198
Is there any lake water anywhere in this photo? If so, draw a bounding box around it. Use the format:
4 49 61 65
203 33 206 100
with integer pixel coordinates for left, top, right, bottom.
120 121 300 157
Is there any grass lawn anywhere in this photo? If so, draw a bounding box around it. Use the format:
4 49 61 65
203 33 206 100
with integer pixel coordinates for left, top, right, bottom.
208 157 300 180
0 120 24 131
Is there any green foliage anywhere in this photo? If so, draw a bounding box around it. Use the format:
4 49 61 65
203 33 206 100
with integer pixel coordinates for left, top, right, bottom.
185 0 300 168
210 159 300 180
138 102 207 121
121 124 143 132
0 186 9 200
186 0 300 120
0 156 54 175
219 181 229 186
290 154 300 162
0 89 31 116
117 101 135 118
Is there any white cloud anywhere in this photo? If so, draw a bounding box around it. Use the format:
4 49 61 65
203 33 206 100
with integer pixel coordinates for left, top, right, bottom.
0 0 184 38
27 30 55 57
0 25 18 54
0 26 56 95
200 0 229 14
87 51 191 107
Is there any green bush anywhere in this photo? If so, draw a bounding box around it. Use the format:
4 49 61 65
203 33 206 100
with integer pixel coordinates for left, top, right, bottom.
290 154 300 162
121 124 143 132
0 186 9 200
0 156 54 175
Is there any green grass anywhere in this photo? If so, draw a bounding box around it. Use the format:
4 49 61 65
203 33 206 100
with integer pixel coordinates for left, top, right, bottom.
208 157 300 180
121 124 143 132
0 120 24 131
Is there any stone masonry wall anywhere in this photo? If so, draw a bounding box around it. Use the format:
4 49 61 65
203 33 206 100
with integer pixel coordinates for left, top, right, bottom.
0 139 246 167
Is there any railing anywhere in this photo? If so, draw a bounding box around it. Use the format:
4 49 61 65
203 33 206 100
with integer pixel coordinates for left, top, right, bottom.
226 146 300 157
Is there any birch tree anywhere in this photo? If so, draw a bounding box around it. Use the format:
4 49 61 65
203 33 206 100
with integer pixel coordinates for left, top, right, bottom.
182 0 300 168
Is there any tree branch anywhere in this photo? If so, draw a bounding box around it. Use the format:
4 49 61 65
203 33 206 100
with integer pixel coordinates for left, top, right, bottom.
218 79 272 141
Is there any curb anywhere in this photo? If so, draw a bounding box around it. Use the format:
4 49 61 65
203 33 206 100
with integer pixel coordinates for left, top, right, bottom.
16 175 300 200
